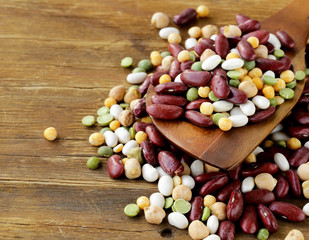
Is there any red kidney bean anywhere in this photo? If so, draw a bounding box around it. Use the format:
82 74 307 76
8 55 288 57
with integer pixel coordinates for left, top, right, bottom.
107 155 124 179
180 153 194 166
132 98 147 118
211 74 230 99
241 162 278 177
217 180 241 202
267 146 292 159
289 146 309 167
228 164 242 180
242 30 270 44
226 86 248 104
227 36 242 49
155 82 188 95
288 126 309 139
236 13 251 25
286 170 302 197
133 122 152 133
158 150 184 175
168 43 184 58
238 19 261 34
173 8 197 25
248 106 276 123
186 99 210 110
185 110 215 127
299 95 309 104
257 204 278 233
276 30 295 49
218 221 235 240
256 151 274 163
169 59 182 79
302 78 309 94
276 56 292 74
139 75 151 95
213 67 228 79
189 196 203 222
194 38 215 56
215 33 229 58
181 70 212 87
149 71 169 86
237 40 257 61
243 189 275 205
269 202 306 222
151 94 188 107
240 205 258 234
294 112 309 125
274 175 289 199
140 140 157 166
145 125 167 147
180 61 194 71
264 42 275 54
147 104 183 120
227 190 244 222
194 172 227 184
169 142 183 157
199 175 229 197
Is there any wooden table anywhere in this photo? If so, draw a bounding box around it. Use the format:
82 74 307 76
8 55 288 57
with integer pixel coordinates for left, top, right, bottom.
0 0 308 239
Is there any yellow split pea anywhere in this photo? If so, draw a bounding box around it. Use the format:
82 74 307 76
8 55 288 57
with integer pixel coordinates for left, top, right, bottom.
44 127 57 141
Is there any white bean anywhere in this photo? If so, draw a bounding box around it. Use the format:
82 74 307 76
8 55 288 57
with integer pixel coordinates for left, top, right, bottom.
252 146 264 156
122 140 138 155
230 107 244 116
268 33 281 50
268 54 276 60
159 27 180 39
190 160 204 177
181 175 195 190
109 104 123 120
221 58 244 70
202 55 221 70
156 166 171 178
168 212 189 229
252 95 270 109
228 115 248 127
213 100 233 112
142 164 159 182
103 131 118 147
271 131 290 141
203 234 221 240
127 72 147 84
262 70 275 79
271 123 284 134
210 34 217 41
305 141 309 148
185 38 198 49
174 73 182 83
303 202 309 216
240 100 256 116
158 175 173 196
207 215 219 234
115 127 131 144
241 176 255 193
149 192 165 208
274 153 289 171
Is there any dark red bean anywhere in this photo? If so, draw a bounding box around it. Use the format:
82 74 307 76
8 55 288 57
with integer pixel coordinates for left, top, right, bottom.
276 30 295 49
228 164 242 180
237 40 256 61
132 98 147 118
256 151 274 163
151 94 188 107
185 110 215 127
276 56 291 74
211 74 230 99
227 190 244 222
217 180 241 202
248 106 276 123
169 59 182 79
186 99 210 110
168 43 184 58
286 170 302 197
146 104 183 120
145 125 167 147
238 19 261 34
288 126 309 139
242 30 270 44
267 146 292 159
226 87 248 104
257 204 278 233
289 146 309 167
240 205 258 234
194 172 227 184
158 151 184 175
173 8 197 25
139 75 151 95
215 33 229 58
264 42 275 54
227 36 241 49
213 67 228 79
194 38 215 56
199 175 229 197
107 155 124 179
189 196 203 222
181 70 212 87
154 82 188 94
241 162 278 177
133 122 152 133
243 189 275 205
299 95 309 104
181 61 195 71
269 202 306 222
180 153 194 166
218 221 235 240
274 175 289 199
140 141 157 166
236 13 251 25
149 71 169 86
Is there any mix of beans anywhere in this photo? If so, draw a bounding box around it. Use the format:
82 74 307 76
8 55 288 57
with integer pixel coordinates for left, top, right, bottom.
81 5 309 240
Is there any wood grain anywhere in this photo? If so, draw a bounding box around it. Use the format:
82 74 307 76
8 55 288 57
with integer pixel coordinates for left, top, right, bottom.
0 0 308 239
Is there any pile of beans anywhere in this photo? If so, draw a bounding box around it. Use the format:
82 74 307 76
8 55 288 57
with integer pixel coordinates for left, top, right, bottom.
81 5 309 240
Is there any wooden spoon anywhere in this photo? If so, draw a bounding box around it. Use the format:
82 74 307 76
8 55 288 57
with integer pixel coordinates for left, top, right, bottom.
146 0 309 170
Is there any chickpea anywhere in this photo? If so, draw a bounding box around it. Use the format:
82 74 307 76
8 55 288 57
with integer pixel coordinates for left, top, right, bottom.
172 184 192 201
188 220 209 239
124 158 141 179
255 173 277 191
297 163 309 181
201 25 218 38
188 26 202 39
151 12 169 29
168 32 182 44
223 25 242 37
144 205 166 224
210 202 227 221
284 229 304 240
204 195 216 208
